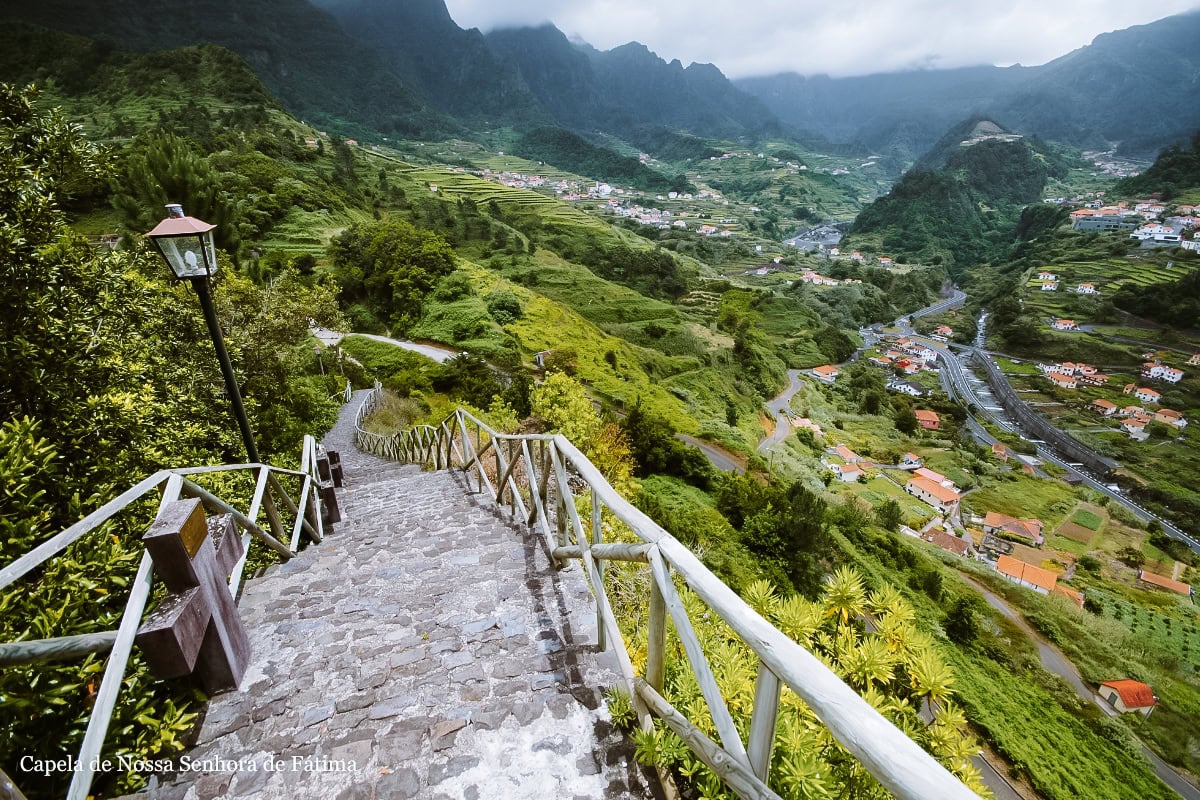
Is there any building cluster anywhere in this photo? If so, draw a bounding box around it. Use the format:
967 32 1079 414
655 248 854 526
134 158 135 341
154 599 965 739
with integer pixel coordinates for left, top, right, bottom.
1068 199 1198 249
1039 361 1109 388
872 338 940 378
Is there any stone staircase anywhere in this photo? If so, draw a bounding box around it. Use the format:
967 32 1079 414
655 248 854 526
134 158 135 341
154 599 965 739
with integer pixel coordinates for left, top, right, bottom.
135 394 657 799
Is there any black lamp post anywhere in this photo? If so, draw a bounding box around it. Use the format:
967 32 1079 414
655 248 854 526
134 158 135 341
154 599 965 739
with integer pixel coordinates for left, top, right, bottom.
146 204 260 465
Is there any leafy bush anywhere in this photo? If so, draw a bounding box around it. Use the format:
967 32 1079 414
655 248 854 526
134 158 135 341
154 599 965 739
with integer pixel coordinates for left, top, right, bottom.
485 290 523 324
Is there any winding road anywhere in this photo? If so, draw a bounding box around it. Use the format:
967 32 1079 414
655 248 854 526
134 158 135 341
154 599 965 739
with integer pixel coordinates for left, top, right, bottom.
757 369 808 454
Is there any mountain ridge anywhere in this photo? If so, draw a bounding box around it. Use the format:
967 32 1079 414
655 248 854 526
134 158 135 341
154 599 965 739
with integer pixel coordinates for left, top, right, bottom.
737 11 1200 158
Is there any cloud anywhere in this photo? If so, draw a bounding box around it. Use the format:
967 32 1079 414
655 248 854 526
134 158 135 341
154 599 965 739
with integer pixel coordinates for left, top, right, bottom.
442 0 1200 77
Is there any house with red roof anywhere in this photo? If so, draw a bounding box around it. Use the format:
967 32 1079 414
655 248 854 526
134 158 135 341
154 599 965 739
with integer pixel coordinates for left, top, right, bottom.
914 410 940 430
1154 408 1188 429
905 477 960 513
830 463 864 483
984 512 1045 546
1098 680 1157 716
1051 319 1077 331
996 555 1057 594
835 444 863 463
1137 570 1193 597
922 528 971 557
914 467 955 488
1134 387 1161 405
1092 399 1118 416
812 365 839 384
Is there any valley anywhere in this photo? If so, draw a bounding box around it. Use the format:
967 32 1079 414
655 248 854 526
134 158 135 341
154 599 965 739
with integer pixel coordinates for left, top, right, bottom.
1 3 1199 800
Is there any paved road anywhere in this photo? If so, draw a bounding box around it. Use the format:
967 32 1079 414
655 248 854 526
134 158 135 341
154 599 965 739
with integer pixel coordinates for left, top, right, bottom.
958 574 1200 800
677 434 745 474
354 333 460 364
758 370 808 454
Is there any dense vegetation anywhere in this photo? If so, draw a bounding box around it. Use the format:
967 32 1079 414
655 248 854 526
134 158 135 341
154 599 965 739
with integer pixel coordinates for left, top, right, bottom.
1113 269 1200 329
846 132 1071 274
513 127 691 193
1113 129 1200 199
0 84 345 797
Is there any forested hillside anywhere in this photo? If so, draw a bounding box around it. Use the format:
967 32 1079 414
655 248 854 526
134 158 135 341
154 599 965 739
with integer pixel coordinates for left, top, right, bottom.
844 122 1072 274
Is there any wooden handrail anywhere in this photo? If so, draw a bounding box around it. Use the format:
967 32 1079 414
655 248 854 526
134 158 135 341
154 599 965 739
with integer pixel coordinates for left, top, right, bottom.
2 429 333 800
351 387 981 800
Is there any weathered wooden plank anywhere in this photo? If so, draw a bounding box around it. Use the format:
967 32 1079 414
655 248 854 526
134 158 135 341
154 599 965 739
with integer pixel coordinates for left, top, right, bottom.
0 631 119 667
646 565 668 694
289 477 312 551
635 679 782 800
521 440 559 564
267 473 320 546
647 547 750 769
553 542 652 562
226 531 254 597
747 661 781 783
247 467 271 527
591 489 606 650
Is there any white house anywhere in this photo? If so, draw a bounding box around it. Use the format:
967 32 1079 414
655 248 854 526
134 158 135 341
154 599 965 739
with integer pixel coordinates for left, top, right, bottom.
1143 363 1184 383
1041 281 1059 291
888 380 926 397
905 477 960 513
1130 224 1182 244
1076 283 1099 295
1037 271 1057 281
1098 680 1157 717
1051 319 1077 331
812 365 839 384
1134 387 1161 405
830 463 863 482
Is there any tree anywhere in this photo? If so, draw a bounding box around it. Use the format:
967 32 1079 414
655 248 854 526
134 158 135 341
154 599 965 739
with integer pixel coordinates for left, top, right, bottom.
110 131 248 254
944 598 979 645
619 405 714 489
329 219 455 333
1118 546 1146 568
875 499 903 532
894 404 919 435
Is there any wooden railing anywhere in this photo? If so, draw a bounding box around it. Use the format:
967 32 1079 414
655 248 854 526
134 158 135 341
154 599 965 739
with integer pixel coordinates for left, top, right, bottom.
0 435 330 800
354 389 980 800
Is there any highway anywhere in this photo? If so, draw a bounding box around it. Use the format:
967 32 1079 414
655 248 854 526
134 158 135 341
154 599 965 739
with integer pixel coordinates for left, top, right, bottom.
889 310 1198 552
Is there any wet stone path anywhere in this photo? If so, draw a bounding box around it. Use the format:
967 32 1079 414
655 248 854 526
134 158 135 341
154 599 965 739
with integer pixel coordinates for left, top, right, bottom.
134 392 656 800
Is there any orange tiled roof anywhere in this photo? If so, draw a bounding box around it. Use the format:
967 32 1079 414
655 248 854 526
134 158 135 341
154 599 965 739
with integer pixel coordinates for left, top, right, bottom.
1138 570 1192 596
914 409 940 423
1100 680 1156 708
907 476 960 504
997 555 1057 592
1053 585 1084 609
914 467 947 484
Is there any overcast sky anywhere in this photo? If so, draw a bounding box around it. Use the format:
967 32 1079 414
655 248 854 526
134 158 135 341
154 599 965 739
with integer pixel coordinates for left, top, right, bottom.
442 0 1200 78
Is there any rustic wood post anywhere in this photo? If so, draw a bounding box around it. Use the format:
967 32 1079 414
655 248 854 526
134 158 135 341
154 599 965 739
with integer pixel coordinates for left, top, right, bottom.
747 661 782 782
591 488 606 651
646 563 667 693
135 499 251 694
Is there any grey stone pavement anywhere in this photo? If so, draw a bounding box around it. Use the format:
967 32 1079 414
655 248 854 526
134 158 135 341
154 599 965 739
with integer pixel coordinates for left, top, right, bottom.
139 391 657 799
